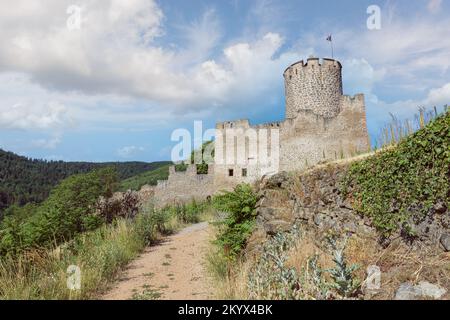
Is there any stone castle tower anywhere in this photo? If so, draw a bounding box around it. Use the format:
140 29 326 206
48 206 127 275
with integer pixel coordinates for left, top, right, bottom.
284 58 343 118
154 57 370 206
213 57 370 188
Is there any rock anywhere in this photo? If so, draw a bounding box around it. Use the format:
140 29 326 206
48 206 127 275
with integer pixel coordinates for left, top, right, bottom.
295 207 312 220
362 265 382 297
395 282 447 300
264 220 292 235
264 172 292 189
257 207 275 221
440 233 450 251
395 283 418 300
313 214 322 226
433 201 447 214
416 281 447 299
343 221 357 233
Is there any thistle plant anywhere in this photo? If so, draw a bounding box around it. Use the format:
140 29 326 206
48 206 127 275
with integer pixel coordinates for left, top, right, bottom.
325 237 360 298
247 225 301 299
306 254 328 299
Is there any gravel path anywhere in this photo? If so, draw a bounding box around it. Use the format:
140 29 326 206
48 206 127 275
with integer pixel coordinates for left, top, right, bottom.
102 222 215 300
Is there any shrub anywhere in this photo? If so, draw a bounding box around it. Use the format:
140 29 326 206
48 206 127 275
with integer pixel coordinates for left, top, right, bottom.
212 184 258 259
0 167 118 255
342 109 450 236
96 190 140 223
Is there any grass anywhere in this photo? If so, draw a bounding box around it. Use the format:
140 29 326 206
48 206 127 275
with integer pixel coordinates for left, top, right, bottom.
0 200 212 300
131 286 162 300
374 106 446 149
0 218 150 299
206 246 251 299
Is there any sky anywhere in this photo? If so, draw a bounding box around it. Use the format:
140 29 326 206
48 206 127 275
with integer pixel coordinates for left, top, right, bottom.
0 0 449 162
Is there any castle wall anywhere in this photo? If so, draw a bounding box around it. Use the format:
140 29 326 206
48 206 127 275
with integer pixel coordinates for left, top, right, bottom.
213 58 369 185
152 57 370 205
153 164 214 207
213 120 279 191
279 94 370 172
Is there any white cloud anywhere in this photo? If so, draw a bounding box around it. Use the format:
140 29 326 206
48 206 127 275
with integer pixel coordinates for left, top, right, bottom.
116 145 145 158
428 0 442 13
342 58 386 97
294 10 450 94
0 0 297 115
31 134 62 149
0 72 75 130
0 100 70 130
369 82 450 126
425 82 450 105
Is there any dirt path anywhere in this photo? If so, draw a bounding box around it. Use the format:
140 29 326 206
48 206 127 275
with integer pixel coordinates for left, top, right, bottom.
102 222 215 300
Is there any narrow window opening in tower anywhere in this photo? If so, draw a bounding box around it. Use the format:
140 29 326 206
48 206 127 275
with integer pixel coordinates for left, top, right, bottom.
228 169 234 177
242 168 247 177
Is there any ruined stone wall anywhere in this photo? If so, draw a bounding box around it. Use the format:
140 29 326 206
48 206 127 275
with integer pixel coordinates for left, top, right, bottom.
153 164 214 207
249 162 449 253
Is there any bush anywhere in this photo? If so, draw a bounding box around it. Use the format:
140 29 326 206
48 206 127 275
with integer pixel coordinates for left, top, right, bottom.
0 167 118 255
212 184 258 259
342 110 450 236
96 190 140 223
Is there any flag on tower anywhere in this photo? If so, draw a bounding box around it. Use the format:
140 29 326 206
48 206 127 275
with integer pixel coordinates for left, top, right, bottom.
326 34 334 58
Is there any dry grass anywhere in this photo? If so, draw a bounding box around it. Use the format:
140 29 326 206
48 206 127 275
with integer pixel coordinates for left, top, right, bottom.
344 236 450 299
283 231 450 300
208 219 449 300
286 232 334 273
206 246 253 300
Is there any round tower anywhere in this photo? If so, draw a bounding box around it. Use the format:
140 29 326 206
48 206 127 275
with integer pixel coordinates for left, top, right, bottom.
283 57 343 119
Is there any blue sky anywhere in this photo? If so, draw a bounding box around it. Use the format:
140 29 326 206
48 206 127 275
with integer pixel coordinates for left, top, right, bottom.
0 0 449 162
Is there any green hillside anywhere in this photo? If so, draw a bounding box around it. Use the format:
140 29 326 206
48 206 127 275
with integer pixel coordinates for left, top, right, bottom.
0 148 170 215
119 164 171 191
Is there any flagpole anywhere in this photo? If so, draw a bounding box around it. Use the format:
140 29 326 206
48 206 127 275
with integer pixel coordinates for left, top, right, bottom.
327 34 334 59
330 40 334 59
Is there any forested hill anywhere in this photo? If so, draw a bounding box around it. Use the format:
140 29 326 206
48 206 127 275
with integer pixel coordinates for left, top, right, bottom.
0 148 171 212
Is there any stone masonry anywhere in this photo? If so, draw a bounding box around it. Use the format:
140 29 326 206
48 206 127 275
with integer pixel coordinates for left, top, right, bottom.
154 57 370 207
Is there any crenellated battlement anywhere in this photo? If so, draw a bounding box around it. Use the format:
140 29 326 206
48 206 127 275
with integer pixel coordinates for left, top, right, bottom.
216 119 251 130
283 58 342 77
153 163 214 207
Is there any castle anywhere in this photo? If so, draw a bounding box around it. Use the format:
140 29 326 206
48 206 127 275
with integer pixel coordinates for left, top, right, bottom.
154 57 370 206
